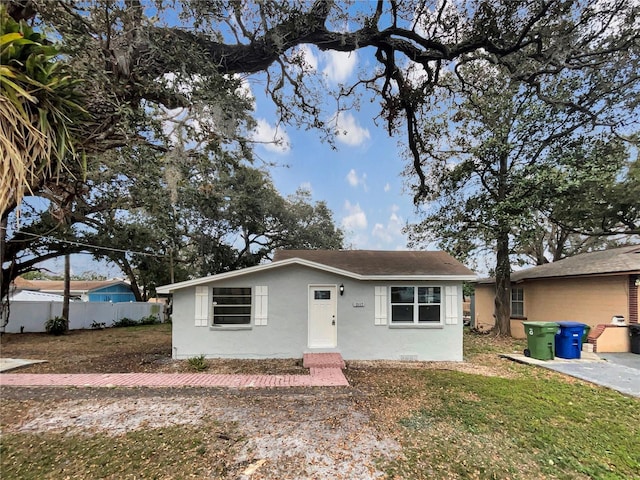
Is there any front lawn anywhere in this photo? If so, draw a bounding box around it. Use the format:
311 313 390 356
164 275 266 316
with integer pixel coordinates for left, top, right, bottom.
1 326 638 479
347 330 639 479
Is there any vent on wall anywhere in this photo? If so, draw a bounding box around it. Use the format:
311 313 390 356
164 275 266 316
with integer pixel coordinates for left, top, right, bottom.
611 315 626 325
400 355 418 362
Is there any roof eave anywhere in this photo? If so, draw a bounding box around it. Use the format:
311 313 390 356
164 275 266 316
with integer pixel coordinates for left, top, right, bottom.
156 258 476 294
513 269 640 283
360 274 477 282
156 258 361 293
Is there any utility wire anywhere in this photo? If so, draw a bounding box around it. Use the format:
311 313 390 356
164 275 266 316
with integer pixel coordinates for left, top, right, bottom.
1 226 166 258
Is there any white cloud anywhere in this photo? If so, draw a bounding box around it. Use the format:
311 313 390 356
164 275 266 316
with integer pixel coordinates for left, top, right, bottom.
372 209 404 244
384 183 391 192
234 74 255 106
322 50 358 83
346 169 367 188
404 60 432 88
342 201 368 231
332 111 370 147
252 118 291 153
371 223 391 243
297 45 319 71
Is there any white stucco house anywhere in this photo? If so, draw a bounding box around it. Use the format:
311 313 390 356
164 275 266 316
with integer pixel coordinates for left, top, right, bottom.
156 250 476 361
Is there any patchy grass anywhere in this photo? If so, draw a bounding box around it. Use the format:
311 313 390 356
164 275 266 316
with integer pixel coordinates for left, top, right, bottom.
463 327 528 358
383 370 639 479
1 417 244 479
1 325 639 479
0 323 173 373
0 323 305 374
346 330 640 480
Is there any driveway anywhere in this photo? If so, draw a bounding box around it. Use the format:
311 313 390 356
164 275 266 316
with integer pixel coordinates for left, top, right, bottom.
503 352 640 398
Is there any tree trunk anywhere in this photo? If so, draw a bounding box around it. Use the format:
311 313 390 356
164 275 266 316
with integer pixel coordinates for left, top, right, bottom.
1 215 7 298
62 253 70 331
493 230 512 336
0 215 9 327
169 249 175 284
119 256 143 301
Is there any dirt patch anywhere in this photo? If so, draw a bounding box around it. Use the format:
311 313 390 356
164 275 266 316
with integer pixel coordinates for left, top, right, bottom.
0 325 308 375
3 388 399 479
17 397 205 435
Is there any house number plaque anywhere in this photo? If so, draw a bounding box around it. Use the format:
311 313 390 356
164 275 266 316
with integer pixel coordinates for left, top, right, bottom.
352 302 365 308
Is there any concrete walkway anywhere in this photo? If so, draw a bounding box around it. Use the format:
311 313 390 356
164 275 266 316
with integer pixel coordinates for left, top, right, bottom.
0 353 349 388
501 352 640 398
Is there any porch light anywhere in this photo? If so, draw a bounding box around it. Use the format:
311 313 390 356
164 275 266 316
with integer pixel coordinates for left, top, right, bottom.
339 284 345 296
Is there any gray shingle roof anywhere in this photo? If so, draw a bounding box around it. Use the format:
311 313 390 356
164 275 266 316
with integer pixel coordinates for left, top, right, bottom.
511 244 640 282
273 250 475 277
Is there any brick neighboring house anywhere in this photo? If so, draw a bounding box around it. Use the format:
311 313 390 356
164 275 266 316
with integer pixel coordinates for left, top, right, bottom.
474 245 640 344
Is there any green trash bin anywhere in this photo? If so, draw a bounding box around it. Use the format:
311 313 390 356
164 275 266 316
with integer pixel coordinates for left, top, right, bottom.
522 322 559 360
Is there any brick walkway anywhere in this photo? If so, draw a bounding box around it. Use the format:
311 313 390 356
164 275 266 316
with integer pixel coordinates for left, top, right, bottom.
0 353 349 388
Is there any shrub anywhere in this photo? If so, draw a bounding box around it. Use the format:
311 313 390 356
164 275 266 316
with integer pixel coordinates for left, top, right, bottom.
187 355 208 372
112 317 139 328
138 314 160 325
45 316 67 335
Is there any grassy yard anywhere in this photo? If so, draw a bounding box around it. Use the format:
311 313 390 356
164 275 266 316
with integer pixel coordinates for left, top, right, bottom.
1 325 639 479
347 332 640 479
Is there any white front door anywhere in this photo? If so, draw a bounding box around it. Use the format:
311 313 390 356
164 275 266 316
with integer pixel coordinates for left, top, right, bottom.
308 285 337 348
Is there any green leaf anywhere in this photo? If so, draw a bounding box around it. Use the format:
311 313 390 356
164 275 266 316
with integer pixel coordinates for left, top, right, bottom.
0 75 38 103
0 32 23 47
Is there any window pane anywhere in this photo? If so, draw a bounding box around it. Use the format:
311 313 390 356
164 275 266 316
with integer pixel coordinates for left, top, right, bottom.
213 315 250 325
212 287 252 324
391 305 414 322
314 290 331 300
418 287 440 304
419 305 440 322
214 306 251 315
214 296 251 306
391 287 414 303
213 287 251 296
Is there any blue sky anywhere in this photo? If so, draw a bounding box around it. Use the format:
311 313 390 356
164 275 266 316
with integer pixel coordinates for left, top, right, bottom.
41 6 438 278
50 46 423 278
245 46 421 252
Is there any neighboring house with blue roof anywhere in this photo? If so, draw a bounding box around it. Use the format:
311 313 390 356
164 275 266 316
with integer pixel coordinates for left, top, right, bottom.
12 278 135 303
86 282 136 302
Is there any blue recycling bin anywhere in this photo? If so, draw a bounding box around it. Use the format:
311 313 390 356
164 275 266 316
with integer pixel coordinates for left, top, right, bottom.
555 321 587 359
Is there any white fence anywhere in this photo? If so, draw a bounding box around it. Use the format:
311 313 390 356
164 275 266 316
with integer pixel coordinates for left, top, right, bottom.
1 301 165 333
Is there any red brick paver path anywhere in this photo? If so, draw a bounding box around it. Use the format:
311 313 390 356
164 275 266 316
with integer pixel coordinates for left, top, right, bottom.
0 354 349 388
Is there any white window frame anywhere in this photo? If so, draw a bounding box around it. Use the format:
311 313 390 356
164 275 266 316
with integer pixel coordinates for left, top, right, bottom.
511 287 524 317
389 286 443 325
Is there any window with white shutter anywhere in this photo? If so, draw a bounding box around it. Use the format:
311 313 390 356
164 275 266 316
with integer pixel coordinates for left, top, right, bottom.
374 286 388 325
194 286 209 327
254 286 268 326
445 285 459 325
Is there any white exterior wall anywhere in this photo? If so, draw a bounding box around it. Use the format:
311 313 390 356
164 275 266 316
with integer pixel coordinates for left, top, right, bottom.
172 264 464 361
1 302 164 333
